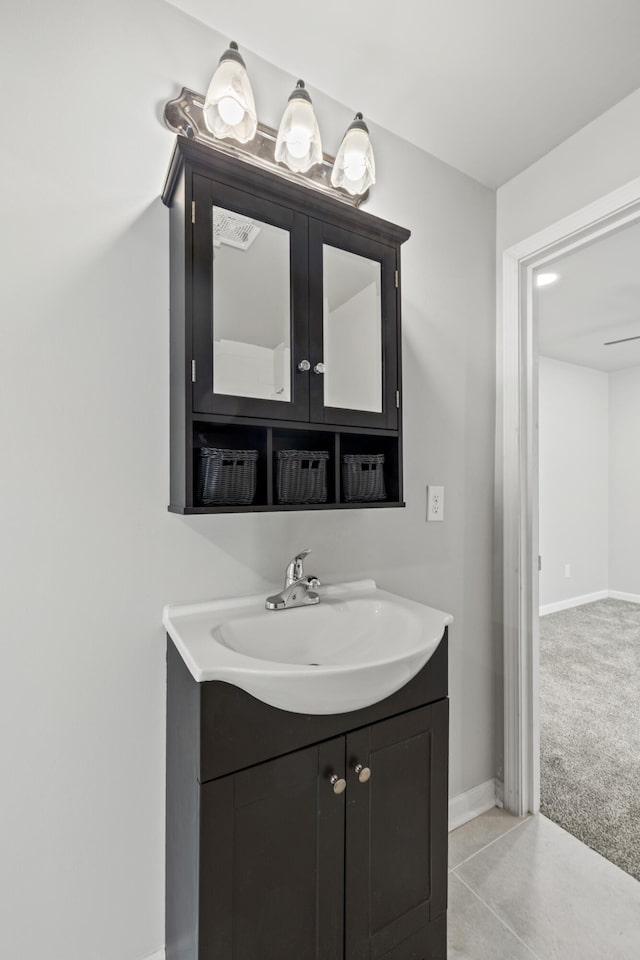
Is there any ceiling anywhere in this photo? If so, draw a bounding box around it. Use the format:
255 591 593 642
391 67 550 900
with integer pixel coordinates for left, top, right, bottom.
167 0 640 187
536 219 640 372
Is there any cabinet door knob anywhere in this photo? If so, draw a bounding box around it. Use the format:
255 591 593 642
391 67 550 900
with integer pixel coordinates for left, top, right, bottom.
313 362 325 375
354 763 371 783
297 359 311 372
330 774 347 795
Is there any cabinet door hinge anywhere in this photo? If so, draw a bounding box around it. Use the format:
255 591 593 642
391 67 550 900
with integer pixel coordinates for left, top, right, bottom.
396 390 400 408
395 270 399 288
191 201 196 224
191 359 196 383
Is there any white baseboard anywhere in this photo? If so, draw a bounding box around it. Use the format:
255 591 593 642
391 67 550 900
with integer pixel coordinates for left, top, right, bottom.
608 590 640 604
140 951 164 960
540 589 640 615
449 778 498 832
539 589 608 616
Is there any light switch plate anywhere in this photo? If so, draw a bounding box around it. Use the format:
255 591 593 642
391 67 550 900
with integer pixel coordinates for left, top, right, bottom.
427 485 444 522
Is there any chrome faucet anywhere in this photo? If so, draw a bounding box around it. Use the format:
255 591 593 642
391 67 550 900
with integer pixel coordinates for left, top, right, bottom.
265 549 321 611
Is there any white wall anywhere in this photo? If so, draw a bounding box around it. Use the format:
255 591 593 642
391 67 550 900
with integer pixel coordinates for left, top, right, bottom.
214 224 290 348
497 87 640 253
0 2 496 959
538 359 640 609
325 282 381 411
538 358 609 608
609 366 640 596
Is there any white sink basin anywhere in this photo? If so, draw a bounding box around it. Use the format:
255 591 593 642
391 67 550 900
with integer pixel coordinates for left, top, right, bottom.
163 580 453 715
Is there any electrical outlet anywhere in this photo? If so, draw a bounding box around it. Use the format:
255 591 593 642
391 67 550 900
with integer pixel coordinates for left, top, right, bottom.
564 564 571 578
427 485 444 522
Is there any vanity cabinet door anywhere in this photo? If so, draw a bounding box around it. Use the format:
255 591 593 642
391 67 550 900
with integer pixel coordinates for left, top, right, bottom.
308 219 399 430
199 737 345 960
191 174 311 421
345 701 449 960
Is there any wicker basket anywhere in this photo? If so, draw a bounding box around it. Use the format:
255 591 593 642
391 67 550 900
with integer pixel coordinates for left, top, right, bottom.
342 454 386 502
196 447 258 505
276 450 329 504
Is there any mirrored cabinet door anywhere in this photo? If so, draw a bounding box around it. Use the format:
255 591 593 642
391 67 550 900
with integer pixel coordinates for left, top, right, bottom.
191 175 310 420
309 221 398 429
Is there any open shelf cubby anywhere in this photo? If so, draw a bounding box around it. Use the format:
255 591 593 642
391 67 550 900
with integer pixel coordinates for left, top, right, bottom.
168 421 404 514
192 422 269 509
339 433 401 505
272 428 336 506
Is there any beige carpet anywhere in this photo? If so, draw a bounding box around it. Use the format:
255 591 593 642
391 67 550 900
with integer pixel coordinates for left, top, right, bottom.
539 598 640 881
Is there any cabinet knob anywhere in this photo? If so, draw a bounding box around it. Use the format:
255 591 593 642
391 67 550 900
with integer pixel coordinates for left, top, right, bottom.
297 359 311 372
330 774 347 795
313 362 326 375
354 764 371 783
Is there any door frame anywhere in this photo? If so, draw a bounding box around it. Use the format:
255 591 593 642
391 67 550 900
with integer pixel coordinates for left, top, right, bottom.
500 175 640 816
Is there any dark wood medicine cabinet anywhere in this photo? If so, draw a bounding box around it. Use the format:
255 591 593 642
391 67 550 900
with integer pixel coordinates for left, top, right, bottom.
162 136 411 514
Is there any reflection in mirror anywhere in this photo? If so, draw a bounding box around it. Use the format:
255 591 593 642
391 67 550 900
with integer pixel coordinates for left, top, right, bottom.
213 206 291 401
323 245 382 412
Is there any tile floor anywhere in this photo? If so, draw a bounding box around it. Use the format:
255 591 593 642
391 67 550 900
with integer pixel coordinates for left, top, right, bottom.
448 807 640 959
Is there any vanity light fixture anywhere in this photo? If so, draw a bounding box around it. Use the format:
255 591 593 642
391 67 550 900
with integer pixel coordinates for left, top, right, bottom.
331 113 376 196
164 49 374 205
203 41 257 143
275 80 323 173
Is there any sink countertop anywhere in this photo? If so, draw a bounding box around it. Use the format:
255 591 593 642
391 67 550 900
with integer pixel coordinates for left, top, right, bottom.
163 579 453 714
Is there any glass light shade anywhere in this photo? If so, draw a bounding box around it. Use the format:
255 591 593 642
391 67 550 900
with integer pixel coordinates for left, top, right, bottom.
275 81 323 173
331 114 376 196
203 42 257 144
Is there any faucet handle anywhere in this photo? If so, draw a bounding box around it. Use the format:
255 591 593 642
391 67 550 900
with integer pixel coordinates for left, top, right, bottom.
285 548 312 586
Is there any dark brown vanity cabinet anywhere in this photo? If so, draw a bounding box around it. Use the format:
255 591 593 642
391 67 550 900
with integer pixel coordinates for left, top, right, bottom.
345 706 448 960
163 137 410 513
166 632 449 960
199 739 346 960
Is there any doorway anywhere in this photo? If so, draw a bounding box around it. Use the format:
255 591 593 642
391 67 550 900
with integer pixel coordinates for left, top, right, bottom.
500 174 640 826
534 222 640 880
